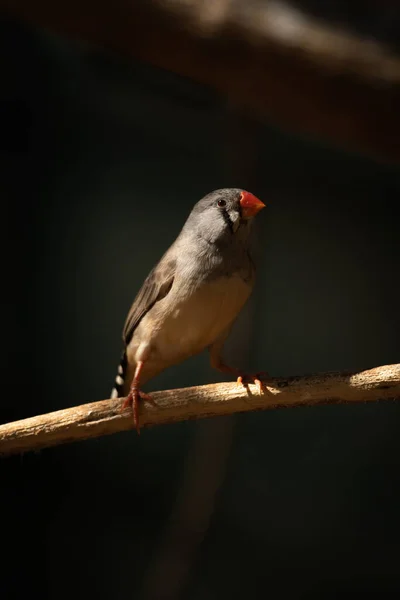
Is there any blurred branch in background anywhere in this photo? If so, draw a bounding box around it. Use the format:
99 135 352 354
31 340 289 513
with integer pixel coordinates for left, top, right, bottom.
139 419 235 600
1 364 399 456
1 0 400 161
139 103 261 600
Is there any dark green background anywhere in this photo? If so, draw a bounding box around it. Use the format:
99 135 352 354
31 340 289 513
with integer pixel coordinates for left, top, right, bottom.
1 15 399 599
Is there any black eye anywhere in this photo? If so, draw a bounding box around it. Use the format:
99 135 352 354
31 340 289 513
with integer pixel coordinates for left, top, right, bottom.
217 199 226 208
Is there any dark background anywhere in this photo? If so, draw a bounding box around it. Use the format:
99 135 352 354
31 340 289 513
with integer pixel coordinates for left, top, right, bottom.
1 12 400 600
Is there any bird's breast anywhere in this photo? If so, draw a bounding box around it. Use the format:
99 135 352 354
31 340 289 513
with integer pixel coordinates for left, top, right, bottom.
145 274 252 364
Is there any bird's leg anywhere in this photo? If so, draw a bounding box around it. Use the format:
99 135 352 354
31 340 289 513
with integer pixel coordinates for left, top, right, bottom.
122 361 154 434
214 361 271 394
209 333 270 393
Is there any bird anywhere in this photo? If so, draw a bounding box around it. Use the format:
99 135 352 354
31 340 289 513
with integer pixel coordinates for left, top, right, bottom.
111 188 267 432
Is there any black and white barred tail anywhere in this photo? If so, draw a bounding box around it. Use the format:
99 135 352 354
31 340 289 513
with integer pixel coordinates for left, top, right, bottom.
110 350 128 399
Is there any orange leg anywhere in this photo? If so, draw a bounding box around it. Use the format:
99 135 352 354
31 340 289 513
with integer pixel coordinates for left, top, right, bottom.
215 362 270 393
122 361 154 434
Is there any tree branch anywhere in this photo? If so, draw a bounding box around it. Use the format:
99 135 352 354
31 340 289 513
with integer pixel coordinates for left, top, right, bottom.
2 0 400 161
0 364 399 456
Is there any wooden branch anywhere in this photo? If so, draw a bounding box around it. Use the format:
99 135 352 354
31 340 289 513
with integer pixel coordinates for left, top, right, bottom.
2 0 400 161
0 364 399 456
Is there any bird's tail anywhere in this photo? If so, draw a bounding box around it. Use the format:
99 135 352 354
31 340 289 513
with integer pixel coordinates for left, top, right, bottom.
110 349 128 399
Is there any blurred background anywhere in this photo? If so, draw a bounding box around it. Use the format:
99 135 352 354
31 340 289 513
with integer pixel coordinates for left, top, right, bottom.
1 1 400 598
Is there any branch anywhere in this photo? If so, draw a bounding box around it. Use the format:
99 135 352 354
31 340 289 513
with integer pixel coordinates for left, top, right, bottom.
1 364 399 456
2 0 400 161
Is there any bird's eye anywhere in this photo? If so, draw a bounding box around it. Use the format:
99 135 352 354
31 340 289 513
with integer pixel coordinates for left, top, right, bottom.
217 199 226 208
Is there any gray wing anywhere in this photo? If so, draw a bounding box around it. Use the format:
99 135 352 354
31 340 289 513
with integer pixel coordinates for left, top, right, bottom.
122 252 176 345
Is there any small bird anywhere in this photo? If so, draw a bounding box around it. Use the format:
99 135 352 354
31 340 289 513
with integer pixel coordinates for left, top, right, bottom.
111 188 266 432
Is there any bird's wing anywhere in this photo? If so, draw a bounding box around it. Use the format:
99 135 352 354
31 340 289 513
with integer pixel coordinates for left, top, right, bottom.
123 251 176 345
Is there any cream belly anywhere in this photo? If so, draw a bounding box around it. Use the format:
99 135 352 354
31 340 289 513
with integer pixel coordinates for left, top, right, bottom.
155 275 251 355
126 274 252 386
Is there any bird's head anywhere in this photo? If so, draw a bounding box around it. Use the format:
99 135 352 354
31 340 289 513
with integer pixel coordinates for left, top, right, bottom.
183 188 265 245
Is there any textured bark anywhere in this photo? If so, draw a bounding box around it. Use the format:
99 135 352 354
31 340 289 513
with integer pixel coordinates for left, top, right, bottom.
0 364 399 455
1 0 400 161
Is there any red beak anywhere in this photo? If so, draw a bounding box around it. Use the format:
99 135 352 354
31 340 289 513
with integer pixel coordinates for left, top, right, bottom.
239 191 265 218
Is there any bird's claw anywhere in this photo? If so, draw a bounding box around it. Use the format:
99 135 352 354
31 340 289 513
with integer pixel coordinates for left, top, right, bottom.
237 371 271 393
122 388 155 434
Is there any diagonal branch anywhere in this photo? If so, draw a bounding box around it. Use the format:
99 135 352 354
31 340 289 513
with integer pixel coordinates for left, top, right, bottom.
0 363 399 456
2 0 400 161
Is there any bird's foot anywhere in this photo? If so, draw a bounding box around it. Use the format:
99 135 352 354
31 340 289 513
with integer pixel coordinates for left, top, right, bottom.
236 371 271 393
122 387 155 434
216 362 270 393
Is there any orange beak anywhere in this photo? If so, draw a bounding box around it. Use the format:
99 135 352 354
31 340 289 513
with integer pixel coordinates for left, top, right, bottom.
239 191 265 219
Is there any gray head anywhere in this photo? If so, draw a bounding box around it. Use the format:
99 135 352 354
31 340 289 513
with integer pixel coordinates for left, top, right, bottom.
181 188 265 246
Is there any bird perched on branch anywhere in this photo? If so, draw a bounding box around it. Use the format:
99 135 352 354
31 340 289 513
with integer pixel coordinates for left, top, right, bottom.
111 188 266 432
